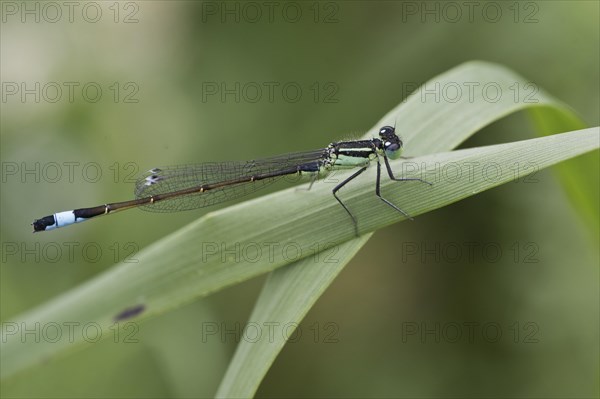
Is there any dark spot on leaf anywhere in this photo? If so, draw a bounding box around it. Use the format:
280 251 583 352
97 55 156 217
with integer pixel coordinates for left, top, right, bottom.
113 304 145 322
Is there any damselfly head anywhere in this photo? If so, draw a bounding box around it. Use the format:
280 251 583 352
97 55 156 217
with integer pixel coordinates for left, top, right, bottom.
378 125 403 160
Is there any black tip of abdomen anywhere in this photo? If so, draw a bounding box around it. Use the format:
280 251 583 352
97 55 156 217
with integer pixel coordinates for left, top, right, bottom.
32 215 55 232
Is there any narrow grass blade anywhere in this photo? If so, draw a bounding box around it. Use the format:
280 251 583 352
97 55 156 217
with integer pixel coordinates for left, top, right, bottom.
3 127 597 381
2 62 596 384
215 61 594 397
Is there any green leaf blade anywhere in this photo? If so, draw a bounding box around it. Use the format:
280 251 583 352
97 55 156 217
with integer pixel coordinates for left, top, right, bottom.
2 62 597 388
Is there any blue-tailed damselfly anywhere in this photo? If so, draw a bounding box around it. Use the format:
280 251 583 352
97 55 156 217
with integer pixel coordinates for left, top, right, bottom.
32 126 431 235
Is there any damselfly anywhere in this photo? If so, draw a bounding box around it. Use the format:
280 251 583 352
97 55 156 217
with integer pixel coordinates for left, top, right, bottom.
32 126 431 235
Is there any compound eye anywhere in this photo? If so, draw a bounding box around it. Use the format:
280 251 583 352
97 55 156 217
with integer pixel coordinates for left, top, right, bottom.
379 126 395 137
385 142 400 152
384 138 403 160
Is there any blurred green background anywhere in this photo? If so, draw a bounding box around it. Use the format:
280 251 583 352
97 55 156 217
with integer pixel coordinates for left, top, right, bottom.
1 1 598 397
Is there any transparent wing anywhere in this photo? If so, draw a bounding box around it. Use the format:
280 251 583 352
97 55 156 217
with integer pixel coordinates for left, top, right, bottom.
134 149 328 212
